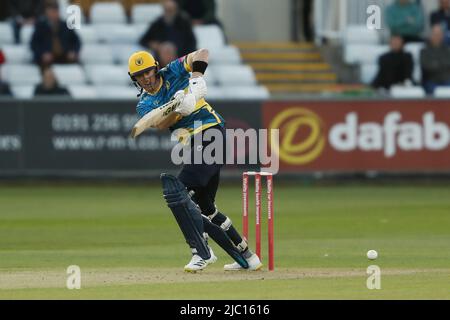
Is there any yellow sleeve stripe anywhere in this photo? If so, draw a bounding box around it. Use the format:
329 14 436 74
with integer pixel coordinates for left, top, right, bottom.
184 56 192 72
204 103 222 123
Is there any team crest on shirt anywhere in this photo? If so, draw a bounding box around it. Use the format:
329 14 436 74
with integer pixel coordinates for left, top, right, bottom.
165 80 171 90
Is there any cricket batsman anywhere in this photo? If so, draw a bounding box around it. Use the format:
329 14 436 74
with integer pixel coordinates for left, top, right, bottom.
128 49 262 272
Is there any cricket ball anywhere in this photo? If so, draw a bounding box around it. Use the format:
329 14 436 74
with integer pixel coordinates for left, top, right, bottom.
367 250 378 260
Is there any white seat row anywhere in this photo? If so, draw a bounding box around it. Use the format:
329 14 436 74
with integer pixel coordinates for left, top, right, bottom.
347 43 425 84
390 86 426 98
1 43 242 66
1 7 227 51
0 23 38 45
193 25 226 50
344 44 389 65
90 2 163 25
342 24 427 85
344 25 380 45
4 23 231 51
69 85 270 100
9 84 270 100
0 22 14 44
1 63 258 88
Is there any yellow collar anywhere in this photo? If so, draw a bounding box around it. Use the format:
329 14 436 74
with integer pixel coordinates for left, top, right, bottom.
144 77 163 95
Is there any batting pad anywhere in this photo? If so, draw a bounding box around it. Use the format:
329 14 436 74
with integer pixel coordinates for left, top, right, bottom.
160 173 211 260
202 216 249 269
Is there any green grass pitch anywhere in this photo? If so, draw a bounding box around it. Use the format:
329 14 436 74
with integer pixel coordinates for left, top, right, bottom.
0 183 449 299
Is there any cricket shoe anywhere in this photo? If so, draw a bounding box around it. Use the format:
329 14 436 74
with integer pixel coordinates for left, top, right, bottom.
184 247 217 272
206 246 218 264
224 253 263 271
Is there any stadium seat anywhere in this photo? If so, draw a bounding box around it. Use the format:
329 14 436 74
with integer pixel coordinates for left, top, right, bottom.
75 26 99 44
131 4 163 24
434 86 450 98
10 85 35 99
111 44 144 64
404 42 425 83
212 65 257 86
67 85 98 99
2 45 32 64
94 85 137 99
405 42 425 63
203 70 216 86
360 64 378 85
86 65 130 86
222 86 270 100
94 24 141 44
205 86 225 100
90 2 127 24
344 25 380 44
80 45 114 65
0 22 14 44
194 25 226 50
52 64 87 86
390 86 426 98
208 46 242 65
344 44 388 65
20 24 34 44
2 65 41 86
134 24 149 38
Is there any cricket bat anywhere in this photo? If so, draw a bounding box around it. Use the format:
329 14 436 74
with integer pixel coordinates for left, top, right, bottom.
130 94 183 139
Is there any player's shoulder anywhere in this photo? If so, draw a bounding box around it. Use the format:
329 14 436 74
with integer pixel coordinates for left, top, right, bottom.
164 56 190 75
136 91 157 114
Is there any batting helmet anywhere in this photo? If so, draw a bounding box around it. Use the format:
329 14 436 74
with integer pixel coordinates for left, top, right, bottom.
128 51 159 81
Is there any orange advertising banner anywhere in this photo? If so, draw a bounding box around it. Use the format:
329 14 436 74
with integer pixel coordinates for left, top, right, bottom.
263 100 450 172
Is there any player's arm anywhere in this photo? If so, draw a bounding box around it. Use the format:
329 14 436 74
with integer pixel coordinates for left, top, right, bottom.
131 96 183 138
186 48 209 78
185 49 209 100
150 49 210 125
153 111 180 130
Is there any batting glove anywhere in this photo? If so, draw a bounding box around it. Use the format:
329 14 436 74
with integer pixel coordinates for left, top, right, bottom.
189 76 207 101
174 90 196 116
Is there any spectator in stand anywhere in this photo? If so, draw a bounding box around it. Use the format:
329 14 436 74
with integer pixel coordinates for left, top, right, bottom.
139 0 196 57
176 0 221 26
30 1 81 68
420 25 450 94
34 67 70 96
0 50 12 96
386 0 424 43
430 0 450 45
156 42 178 67
9 0 44 43
372 35 414 90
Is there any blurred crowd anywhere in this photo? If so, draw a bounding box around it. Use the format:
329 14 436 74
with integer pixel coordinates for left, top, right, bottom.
372 0 450 94
0 0 222 97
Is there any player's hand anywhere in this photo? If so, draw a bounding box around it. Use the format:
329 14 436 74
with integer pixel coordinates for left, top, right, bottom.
174 91 196 116
173 90 185 102
189 76 207 101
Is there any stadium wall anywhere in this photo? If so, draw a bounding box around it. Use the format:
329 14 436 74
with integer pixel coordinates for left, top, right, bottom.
0 99 449 178
217 0 291 42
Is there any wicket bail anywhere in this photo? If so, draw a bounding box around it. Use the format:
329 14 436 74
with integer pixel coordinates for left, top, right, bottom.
242 171 274 271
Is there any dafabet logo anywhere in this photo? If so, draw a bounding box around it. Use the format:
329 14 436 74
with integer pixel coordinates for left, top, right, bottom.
269 107 450 166
269 107 325 165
